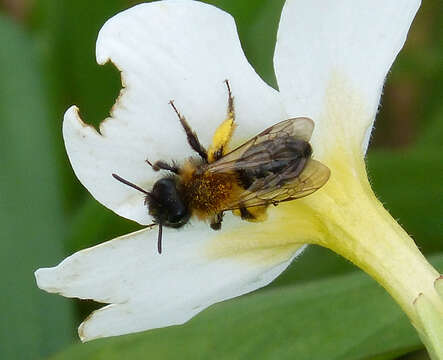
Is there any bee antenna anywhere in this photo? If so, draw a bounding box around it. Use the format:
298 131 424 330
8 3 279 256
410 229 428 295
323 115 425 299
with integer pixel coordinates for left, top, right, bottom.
157 223 163 254
112 173 150 195
146 223 162 254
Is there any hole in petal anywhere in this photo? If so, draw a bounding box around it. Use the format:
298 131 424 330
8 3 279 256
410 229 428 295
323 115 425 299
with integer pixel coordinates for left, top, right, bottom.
75 61 122 131
56 1 126 131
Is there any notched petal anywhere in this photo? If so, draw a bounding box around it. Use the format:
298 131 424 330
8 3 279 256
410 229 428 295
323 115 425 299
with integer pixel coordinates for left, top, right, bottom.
65 106 100 135
64 0 285 225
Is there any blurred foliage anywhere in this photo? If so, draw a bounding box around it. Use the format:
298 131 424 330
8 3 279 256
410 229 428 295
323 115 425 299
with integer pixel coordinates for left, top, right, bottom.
0 14 74 359
0 0 441 359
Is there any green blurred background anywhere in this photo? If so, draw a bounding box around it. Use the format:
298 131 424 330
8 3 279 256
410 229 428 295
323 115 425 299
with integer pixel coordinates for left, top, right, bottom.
0 0 441 359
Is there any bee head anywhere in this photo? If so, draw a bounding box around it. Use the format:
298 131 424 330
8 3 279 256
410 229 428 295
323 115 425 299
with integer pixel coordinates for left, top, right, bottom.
111 173 190 254
145 177 190 229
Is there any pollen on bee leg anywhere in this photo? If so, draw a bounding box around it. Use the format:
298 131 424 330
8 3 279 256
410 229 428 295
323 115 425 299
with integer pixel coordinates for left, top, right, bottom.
208 117 236 163
207 80 237 163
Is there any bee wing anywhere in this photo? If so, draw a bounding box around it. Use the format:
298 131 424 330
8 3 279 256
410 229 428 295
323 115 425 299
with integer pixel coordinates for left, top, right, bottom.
207 118 314 173
223 159 330 210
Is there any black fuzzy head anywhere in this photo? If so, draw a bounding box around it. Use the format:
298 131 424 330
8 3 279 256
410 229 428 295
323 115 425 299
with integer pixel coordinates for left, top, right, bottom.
145 177 190 228
111 173 190 254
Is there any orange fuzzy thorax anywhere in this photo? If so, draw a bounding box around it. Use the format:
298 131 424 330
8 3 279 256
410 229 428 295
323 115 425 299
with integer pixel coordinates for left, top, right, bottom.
180 160 241 219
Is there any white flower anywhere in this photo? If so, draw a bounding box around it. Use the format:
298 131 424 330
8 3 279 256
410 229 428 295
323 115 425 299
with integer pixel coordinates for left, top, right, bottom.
36 0 442 352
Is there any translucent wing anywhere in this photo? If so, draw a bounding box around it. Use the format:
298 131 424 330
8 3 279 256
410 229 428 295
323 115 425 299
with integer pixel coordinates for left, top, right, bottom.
208 118 314 174
205 117 329 210
223 159 330 210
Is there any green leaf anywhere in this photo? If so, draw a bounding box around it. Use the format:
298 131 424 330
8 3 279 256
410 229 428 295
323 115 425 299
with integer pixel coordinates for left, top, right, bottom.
416 104 443 149
398 350 431 360
50 254 443 360
0 15 74 359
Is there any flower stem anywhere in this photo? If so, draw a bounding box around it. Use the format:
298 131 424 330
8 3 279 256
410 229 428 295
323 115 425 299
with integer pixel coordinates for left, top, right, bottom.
324 196 439 320
304 154 443 358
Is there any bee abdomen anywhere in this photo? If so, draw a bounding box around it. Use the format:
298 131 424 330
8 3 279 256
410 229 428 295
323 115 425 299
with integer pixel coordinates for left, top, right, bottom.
237 137 311 189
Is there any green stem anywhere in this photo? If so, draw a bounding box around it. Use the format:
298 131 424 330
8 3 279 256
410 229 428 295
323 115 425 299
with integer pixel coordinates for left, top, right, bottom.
306 162 443 358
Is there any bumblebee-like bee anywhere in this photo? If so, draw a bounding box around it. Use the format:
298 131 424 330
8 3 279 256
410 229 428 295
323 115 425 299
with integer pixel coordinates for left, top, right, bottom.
113 81 330 253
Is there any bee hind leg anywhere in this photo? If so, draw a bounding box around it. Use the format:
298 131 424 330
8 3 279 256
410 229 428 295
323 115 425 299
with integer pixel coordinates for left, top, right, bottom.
224 79 235 118
210 212 224 230
236 206 268 222
208 80 236 163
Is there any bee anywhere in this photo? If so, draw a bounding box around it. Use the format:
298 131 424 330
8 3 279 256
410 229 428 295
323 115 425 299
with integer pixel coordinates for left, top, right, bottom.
113 80 330 253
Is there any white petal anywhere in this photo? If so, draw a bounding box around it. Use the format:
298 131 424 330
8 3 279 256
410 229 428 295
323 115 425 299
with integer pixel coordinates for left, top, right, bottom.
274 0 420 155
35 221 302 341
65 0 285 225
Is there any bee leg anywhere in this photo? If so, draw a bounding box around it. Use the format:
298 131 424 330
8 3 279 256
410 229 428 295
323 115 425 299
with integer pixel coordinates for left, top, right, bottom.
239 207 255 221
208 80 236 163
146 159 179 174
224 79 235 119
210 212 224 230
238 206 268 222
169 100 208 162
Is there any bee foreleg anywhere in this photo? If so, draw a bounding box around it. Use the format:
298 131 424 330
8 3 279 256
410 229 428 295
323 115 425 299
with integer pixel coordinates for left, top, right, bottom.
169 100 208 162
146 159 179 174
210 212 224 230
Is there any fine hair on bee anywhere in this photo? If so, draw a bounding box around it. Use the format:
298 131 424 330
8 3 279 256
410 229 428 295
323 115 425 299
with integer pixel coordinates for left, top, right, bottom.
112 80 330 255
